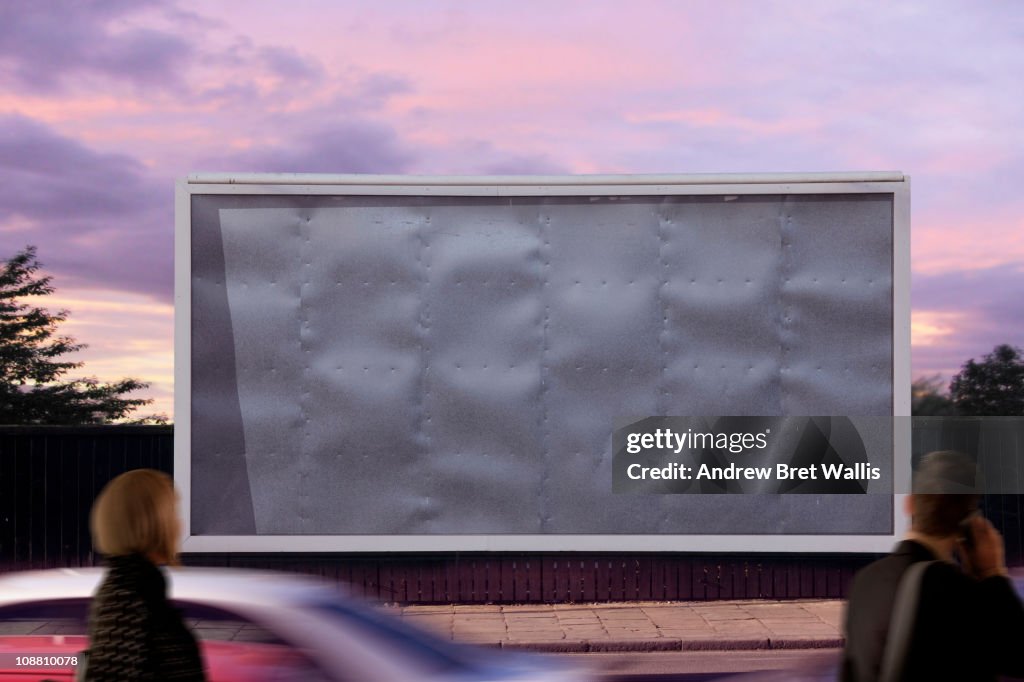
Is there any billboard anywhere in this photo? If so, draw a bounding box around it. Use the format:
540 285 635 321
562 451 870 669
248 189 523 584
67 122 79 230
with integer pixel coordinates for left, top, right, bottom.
176 173 910 552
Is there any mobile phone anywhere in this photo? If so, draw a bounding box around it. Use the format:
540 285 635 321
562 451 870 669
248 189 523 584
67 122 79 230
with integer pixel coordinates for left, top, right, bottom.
959 510 981 551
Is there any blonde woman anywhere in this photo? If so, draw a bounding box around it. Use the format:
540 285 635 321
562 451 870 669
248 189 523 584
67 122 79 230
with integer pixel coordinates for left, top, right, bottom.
83 469 206 681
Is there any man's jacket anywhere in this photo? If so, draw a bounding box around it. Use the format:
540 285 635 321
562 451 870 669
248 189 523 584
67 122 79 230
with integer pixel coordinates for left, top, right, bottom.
842 540 1024 682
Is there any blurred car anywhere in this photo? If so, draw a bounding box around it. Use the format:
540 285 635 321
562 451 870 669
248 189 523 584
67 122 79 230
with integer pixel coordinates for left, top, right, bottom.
715 657 837 682
0 567 589 682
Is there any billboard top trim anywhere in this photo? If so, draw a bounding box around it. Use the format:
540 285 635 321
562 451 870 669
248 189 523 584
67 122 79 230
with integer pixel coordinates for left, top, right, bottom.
185 171 907 187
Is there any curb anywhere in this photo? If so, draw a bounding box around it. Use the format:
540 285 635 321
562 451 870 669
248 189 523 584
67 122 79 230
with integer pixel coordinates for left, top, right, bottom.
767 637 845 650
679 637 768 651
483 636 844 653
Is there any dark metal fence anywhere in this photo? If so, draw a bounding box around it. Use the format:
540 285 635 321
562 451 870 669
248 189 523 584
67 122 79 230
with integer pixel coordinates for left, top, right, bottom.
4 424 1021 603
0 426 172 570
179 552 867 604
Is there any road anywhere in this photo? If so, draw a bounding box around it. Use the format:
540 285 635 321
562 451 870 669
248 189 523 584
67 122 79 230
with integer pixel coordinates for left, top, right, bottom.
564 648 838 681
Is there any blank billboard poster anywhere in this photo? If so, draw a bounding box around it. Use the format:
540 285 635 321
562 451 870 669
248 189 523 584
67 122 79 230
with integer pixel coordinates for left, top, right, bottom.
181 175 906 549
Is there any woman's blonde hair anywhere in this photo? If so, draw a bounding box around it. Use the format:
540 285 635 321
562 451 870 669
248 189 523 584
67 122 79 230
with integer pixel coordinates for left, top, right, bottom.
91 469 180 565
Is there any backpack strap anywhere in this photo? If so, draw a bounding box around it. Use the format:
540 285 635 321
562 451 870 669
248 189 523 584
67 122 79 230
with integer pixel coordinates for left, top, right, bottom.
879 560 937 682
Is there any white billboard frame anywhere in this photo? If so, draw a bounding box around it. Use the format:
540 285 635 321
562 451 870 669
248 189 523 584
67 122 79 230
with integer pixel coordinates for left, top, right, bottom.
175 172 911 553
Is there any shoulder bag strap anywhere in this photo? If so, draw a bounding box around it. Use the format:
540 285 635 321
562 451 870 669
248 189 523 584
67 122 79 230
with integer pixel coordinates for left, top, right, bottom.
878 560 937 682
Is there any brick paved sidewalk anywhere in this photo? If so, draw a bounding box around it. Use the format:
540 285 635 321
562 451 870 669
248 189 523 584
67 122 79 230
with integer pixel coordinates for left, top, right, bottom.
396 599 845 653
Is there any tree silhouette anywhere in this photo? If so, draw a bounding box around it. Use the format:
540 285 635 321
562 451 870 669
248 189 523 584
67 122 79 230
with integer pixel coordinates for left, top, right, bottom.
0 246 157 424
949 344 1024 416
912 375 958 416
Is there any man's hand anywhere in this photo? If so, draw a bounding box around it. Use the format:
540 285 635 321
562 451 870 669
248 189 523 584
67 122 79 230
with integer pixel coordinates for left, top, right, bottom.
960 514 1009 579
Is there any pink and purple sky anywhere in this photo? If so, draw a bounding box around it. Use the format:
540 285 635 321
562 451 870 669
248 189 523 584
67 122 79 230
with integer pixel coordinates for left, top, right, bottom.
1 1 1022 419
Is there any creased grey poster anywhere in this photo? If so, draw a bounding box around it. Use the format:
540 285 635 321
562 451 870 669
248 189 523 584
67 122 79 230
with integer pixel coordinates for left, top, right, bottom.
190 193 894 536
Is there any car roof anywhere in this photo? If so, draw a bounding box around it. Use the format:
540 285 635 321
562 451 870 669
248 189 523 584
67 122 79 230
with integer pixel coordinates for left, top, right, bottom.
0 566 348 611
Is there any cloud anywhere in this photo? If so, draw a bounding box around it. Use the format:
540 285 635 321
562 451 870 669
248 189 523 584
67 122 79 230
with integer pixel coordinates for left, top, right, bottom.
0 114 170 300
191 35 329 108
201 122 416 174
912 264 1024 377
0 0 193 93
0 1 328 110
913 264 1024 314
0 114 156 219
258 45 324 84
47 288 174 417
479 154 570 176
2 0 1023 411
441 139 570 175
356 73 412 104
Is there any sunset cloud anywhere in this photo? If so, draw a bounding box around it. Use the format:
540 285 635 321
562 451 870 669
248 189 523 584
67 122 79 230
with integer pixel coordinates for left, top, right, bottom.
0 0 193 93
45 289 174 419
1 1 1022 417
912 264 1024 377
0 115 170 300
